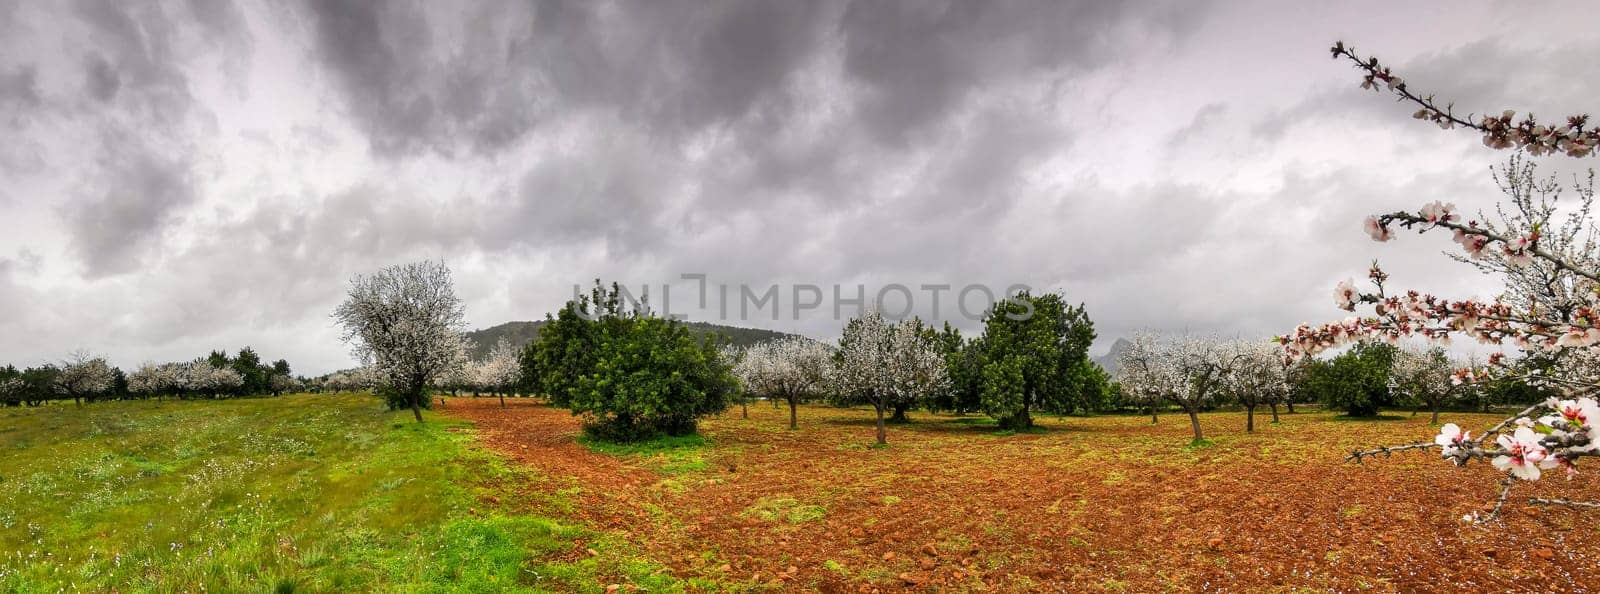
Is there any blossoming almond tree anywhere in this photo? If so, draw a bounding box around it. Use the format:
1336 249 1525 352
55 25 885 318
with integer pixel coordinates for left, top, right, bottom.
833 310 948 445
53 351 114 405
1219 340 1292 433
735 336 834 430
1114 332 1176 424
1115 332 1236 442
473 337 522 408
128 362 177 400
1281 42 1600 518
177 360 245 398
0 377 24 406
1389 346 1457 424
333 260 470 423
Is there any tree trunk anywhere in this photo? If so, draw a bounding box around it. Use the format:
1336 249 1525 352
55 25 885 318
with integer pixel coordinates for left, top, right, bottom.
890 402 910 423
874 405 887 445
742 399 749 419
1006 407 1033 430
410 393 424 423
499 392 506 408
1430 404 1440 425
1269 402 1279 424
1246 404 1256 432
1286 401 1296 414
787 396 799 430
1149 404 1158 424
1186 408 1203 442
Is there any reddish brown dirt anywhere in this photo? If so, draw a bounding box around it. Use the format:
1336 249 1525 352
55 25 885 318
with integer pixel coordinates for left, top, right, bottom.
447 398 1600 593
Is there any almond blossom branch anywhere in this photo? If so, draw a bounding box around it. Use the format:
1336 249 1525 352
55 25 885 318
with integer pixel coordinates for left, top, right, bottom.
1378 211 1600 284
1331 41 1599 157
1345 442 1439 464
1304 40 1600 518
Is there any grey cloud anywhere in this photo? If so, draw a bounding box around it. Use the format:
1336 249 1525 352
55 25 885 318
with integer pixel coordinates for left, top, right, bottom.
43 0 226 276
62 146 195 277
1168 103 1225 147
0 63 38 109
84 54 120 101
1252 38 1600 144
0 65 42 182
72 0 186 100
299 0 832 158
838 0 1204 146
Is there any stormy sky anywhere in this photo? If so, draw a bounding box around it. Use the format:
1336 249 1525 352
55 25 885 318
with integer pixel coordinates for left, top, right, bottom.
3 0 1599 375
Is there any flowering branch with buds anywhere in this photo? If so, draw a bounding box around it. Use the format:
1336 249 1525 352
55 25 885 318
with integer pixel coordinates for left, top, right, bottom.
1291 42 1600 520
1332 41 1600 157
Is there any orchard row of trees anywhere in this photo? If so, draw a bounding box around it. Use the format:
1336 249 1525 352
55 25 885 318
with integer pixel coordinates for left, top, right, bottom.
0 348 299 406
499 282 1108 445
724 291 1104 444
1113 332 1552 443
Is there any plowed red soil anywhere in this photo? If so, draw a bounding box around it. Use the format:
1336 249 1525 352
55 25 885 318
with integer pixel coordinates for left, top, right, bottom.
446 398 1600 593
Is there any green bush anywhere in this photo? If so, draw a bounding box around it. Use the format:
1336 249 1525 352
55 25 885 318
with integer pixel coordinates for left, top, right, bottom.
1302 341 1396 417
531 282 735 442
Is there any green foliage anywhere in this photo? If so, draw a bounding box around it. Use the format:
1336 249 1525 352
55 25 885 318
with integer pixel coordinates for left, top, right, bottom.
1072 361 1119 413
532 281 735 442
1302 341 1397 417
975 292 1097 429
13 365 59 406
232 346 270 396
929 323 983 414
1470 374 1557 410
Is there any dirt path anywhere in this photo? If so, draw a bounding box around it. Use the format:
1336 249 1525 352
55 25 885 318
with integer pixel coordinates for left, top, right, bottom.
447 398 1600 593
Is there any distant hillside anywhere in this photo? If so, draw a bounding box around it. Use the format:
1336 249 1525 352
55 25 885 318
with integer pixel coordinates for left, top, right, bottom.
1094 337 1131 374
464 320 803 361
464 321 548 360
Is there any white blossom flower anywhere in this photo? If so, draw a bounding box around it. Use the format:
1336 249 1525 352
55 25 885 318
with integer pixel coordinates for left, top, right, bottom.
1418 201 1458 229
1491 427 1549 481
1334 279 1358 311
1434 423 1469 457
1363 215 1393 242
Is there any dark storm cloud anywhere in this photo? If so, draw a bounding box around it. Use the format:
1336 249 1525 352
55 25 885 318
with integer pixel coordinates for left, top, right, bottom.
837 1 1202 146
298 0 832 157
299 0 1202 157
291 0 1201 264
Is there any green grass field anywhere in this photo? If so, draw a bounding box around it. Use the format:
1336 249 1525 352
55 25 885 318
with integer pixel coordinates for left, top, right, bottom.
0 393 689 593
